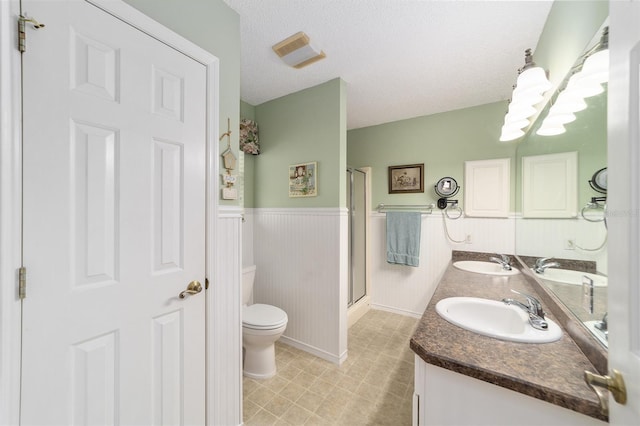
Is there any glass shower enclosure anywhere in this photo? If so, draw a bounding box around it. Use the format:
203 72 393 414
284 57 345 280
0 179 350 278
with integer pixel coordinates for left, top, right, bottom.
347 168 367 307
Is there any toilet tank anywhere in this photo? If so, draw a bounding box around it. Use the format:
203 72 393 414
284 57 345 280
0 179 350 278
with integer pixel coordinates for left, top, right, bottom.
242 265 257 305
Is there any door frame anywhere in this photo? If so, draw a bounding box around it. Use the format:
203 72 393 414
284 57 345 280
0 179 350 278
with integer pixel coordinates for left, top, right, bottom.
0 1 220 424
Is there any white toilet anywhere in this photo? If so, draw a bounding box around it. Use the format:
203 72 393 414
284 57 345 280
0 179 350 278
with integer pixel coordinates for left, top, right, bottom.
242 265 288 379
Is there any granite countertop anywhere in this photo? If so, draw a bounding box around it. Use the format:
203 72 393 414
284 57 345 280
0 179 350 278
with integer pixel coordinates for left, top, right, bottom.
409 256 606 422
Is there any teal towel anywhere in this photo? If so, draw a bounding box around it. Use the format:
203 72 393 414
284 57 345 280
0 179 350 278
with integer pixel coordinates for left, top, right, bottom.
386 212 422 267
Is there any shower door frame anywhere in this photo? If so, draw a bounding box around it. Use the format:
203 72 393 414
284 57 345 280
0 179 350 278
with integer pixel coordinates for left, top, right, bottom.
346 167 370 324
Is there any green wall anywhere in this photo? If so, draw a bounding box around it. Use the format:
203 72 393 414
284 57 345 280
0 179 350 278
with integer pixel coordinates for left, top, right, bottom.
535 1 609 91
123 0 241 207
253 78 347 208
347 101 517 210
517 92 607 211
516 0 608 210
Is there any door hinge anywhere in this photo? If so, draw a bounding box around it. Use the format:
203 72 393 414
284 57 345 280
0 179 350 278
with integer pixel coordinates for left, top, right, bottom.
205 278 209 290
18 15 45 53
19 267 27 299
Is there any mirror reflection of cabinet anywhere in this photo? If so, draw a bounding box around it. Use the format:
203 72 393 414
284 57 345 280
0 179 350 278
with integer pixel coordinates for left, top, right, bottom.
521 151 577 218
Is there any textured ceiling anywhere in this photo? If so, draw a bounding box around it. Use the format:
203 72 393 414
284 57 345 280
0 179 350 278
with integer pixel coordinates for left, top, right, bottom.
224 0 553 130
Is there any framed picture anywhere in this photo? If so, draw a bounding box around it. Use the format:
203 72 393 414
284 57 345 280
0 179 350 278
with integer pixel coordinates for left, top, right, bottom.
289 161 317 197
388 163 424 193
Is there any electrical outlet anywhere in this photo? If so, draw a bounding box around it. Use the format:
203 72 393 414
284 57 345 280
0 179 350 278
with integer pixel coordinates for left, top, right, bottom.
465 234 472 244
565 239 575 250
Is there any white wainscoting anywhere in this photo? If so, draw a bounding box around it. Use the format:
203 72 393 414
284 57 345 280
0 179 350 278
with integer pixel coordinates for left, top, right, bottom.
370 212 515 317
210 207 243 426
252 208 348 364
515 215 608 274
242 209 254 268
246 208 515 353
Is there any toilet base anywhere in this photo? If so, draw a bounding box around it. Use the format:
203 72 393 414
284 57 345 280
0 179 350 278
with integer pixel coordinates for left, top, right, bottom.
243 342 276 379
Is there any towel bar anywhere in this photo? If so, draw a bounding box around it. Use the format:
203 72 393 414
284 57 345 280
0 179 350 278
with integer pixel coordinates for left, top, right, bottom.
376 203 435 213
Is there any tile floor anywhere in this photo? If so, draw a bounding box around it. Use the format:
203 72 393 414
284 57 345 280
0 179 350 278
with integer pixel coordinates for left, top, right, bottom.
243 309 418 425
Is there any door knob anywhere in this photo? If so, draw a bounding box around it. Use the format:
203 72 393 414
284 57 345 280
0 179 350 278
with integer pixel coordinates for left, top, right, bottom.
179 280 203 299
584 369 627 415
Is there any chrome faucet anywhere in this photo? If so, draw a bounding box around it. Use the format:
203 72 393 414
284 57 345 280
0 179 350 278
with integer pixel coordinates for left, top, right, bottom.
534 257 560 274
502 289 548 330
489 253 512 271
594 312 608 339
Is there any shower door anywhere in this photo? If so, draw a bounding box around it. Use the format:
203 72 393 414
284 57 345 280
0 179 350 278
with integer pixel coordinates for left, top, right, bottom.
347 168 367 306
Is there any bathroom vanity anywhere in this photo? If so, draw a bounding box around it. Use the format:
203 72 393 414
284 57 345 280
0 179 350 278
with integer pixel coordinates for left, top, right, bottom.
410 252 607 426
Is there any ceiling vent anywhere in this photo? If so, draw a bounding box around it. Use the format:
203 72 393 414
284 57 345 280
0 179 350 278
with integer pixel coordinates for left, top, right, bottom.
272 32 326 69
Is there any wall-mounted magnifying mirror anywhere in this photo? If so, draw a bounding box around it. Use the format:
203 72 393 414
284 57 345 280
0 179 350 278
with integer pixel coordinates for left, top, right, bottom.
589 167 607 194
435 177 459 209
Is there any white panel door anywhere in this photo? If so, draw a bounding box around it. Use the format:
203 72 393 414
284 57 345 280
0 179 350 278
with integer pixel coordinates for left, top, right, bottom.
21 1 207 424
609 0 640 424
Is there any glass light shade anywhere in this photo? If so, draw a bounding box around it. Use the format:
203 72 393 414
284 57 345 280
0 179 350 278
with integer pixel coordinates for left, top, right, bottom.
506 102 537 121
552 90 588 113
579 49 609 84
499 124 525 142
515 66 552 94
503 113 530 129
544 110 576 125
536 121 566 136
511 89 544 106
564 73 604 98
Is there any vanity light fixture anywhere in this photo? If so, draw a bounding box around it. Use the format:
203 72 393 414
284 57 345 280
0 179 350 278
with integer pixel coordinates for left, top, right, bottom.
572 26 609 87
272 32 326 69
537 27 608 137
500 49 551 142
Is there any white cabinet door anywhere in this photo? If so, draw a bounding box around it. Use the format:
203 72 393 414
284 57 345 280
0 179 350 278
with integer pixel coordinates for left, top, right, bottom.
21 1 206 424
608 1 640 424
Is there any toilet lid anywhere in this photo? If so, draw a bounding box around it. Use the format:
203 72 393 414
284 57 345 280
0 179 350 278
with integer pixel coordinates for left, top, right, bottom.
243 304 288 330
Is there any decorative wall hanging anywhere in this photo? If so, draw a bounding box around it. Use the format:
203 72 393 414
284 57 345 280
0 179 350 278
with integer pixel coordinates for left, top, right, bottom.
289 162 317 197
388 164 424 194
220 118 238 200
239 118 260 155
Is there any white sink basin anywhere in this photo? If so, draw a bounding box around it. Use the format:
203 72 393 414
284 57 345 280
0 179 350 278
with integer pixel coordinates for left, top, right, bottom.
453 260 520 276
532 269 607 287
435 297 562 343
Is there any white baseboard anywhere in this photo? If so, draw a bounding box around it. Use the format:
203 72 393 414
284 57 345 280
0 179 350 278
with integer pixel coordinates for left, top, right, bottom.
370 303 423 319
279 335 347 365
348 296 371 328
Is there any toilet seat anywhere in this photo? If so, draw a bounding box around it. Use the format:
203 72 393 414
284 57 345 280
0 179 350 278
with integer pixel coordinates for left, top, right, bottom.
243 304 288 330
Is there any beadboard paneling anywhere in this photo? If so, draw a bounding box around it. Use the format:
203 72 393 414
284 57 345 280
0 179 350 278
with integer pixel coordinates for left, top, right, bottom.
241 210 254 268
515 216 608 273
370 212 516 317
209 210 242 425
252 208 348 363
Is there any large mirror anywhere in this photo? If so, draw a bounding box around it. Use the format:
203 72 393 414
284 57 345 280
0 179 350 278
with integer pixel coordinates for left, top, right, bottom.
515 21 608 348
